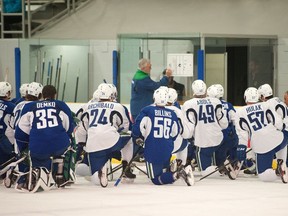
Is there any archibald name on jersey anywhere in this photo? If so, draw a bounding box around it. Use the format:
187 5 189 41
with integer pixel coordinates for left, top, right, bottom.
88 102 114 110
36 101 56 108
155 109 172 117
246 104 262 113
0 103 8 111
197 99 211 105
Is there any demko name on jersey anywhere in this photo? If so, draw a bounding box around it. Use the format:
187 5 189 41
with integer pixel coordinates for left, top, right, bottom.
155 109 172 117
246 104 262 113
36 102 56 108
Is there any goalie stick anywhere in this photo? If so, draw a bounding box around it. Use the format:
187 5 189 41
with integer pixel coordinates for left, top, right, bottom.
197 148 252 182
114 140 144 186
0 156 26 176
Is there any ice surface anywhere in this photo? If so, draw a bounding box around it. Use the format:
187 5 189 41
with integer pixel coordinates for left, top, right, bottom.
1 165 288 216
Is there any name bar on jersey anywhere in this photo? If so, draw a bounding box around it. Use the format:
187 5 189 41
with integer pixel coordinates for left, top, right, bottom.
37 102 56 108
246 104 262 113
155 109 172 117
88 102 114 110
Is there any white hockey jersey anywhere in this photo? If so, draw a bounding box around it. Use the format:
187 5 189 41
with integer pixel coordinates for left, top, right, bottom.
182 97 228 148
11 100 30 129
75 101 130 152
235 101 285 154
265 97 288 131
165 105 194 152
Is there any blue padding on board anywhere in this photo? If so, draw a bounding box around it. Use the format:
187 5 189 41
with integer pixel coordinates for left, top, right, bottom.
15 48 21 98
197 49 204 81
112 50 118 86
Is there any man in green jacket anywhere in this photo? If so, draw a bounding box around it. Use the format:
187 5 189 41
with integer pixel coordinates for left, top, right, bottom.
130 58 172 122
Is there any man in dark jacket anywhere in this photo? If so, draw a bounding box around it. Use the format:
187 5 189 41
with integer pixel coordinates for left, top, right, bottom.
130 58 172 122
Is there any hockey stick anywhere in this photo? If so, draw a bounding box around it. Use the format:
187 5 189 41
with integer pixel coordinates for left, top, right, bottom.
114 141 144 186
74 72 79 102
49 59 54 85
46 61 51 85
54 57 60 86
197 148 252 182
34 65 37 82
56 55 62 99
61 63 69 101
0 156 26 176
0 156 17 168
27 151 33 191
41 52 46 84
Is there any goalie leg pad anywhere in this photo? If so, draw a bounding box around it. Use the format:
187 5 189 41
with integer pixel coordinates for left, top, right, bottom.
52 147 77 187
52 157 65 187
16 167 55 193
63 148 77 184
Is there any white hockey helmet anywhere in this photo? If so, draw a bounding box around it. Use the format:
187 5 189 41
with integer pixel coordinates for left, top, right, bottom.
207 85 218 98
0 81 12 97
167 88 178 104
192 79 206 96
98 83 113 100
215 84 224 98
19 83 29 97
159 86 169 92
244 87 259 103
27 82 43 97
258 84 273 98
92 89 100 101
108 84 118 101
153 87 168 106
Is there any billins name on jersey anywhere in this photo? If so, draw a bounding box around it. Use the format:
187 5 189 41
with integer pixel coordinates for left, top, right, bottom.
0 103 8 111
155 109 172 117
197 99 211 105
37 102 56 108
246 104 262 113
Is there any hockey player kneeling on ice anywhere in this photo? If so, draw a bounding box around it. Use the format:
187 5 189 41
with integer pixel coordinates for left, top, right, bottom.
207 84 240 174
235 87 288 183
75 83 135 187
166 88 195 183
132 87 194 186
0 82 16 182
2 82 43 188
14 85 76 192
182 80 237 179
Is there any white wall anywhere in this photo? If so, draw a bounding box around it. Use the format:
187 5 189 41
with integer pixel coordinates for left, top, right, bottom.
34 0 288 98
277 38 288 97
89 40 116 97
35 0 288 39
2 0 288 100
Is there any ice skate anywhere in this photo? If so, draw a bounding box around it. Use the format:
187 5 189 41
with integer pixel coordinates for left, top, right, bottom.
176 165 194 186
98 163 108 187
4 169 20 188
122 160 136 181
219 160 236 180
276 159 288 184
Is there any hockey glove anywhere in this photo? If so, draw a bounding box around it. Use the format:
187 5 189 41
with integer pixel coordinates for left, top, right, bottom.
237 144 247 161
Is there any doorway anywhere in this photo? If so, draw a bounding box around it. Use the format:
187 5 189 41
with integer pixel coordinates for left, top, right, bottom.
204 37 276 106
